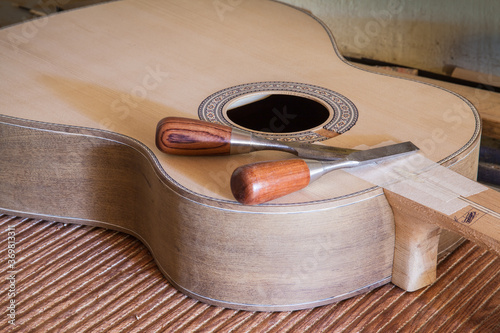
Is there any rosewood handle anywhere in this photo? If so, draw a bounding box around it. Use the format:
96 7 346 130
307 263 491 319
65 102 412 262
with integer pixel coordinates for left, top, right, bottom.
231 159 311 205
156 117 232 155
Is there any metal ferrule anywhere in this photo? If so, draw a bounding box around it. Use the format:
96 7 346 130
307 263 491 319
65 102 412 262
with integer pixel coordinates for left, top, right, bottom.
306 160 361 183
229 128 297 155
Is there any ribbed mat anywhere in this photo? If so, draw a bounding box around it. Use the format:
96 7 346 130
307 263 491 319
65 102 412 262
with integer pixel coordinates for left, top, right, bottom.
1 214 499 332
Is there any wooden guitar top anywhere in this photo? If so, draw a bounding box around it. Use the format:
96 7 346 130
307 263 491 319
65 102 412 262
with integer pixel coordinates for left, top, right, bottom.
0 0 495 311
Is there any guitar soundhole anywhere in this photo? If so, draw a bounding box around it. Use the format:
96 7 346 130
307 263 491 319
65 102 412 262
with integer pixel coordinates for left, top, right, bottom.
199 81 358 142
226 94 330 133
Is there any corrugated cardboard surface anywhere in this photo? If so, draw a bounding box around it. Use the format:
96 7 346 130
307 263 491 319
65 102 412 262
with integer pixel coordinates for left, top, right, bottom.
1 214 499 332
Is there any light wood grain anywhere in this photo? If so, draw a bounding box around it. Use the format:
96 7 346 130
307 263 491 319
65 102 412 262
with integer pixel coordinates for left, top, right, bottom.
0 0 488 310
386 188 500 291
355 63 500 140
452 66 500 88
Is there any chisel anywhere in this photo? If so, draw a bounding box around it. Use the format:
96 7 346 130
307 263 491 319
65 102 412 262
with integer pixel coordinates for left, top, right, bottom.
230 142 419 205
156 117 356 160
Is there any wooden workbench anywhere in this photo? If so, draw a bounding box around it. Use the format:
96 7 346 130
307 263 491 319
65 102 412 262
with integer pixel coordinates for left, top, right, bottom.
1 214 498 332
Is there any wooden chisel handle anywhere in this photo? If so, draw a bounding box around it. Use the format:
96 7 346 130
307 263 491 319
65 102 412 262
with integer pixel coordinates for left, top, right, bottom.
231 159 311 205
155 116 294 156
230 156 359 204
156 117 233 155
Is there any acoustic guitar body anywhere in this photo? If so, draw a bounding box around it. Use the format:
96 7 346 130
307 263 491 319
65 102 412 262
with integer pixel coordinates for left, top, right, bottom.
0 0 481 311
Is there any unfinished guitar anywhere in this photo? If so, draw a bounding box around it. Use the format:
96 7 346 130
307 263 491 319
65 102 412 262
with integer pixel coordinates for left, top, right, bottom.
1 0 498 311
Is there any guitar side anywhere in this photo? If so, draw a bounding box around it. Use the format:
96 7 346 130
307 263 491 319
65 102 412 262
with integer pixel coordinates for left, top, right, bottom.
0 115 398 310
